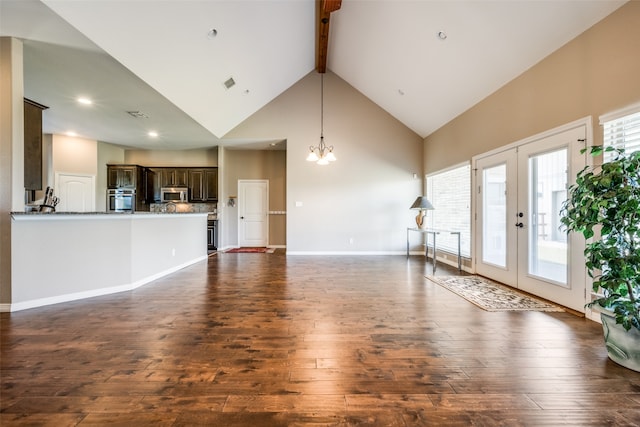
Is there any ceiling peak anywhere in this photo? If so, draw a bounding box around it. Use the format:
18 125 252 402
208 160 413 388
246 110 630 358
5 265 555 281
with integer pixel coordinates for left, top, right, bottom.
316 0 342 73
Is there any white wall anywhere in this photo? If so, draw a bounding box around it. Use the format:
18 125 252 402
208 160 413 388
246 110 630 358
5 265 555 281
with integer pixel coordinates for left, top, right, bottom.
225 71 424 253
9 213 207 311
130 214 206 282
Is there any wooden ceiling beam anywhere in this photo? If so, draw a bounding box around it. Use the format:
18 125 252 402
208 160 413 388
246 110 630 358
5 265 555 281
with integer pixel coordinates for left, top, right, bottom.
316 0 342 73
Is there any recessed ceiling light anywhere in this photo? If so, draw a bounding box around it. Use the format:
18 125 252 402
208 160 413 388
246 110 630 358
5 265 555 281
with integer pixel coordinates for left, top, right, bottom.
148 131 159 138
207 28 218 39
437 31 447 40
77 97 92 105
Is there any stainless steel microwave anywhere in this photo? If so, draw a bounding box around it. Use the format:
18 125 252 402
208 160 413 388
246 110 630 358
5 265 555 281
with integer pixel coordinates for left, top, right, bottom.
161 187 188 203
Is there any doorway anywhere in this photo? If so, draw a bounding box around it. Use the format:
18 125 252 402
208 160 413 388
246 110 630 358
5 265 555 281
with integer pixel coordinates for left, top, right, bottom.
238 180 269 247
473 122 588 312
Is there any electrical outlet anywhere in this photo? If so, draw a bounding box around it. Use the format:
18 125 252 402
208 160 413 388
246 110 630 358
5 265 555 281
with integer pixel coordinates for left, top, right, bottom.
349 237 354 244
172 248 176 256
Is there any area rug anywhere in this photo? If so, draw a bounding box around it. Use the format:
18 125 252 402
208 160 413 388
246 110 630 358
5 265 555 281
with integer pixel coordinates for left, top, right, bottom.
225 247 275 253
427 275 564 312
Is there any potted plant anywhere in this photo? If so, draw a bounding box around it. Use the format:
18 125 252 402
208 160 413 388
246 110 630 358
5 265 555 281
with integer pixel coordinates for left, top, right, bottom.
561 145 640 371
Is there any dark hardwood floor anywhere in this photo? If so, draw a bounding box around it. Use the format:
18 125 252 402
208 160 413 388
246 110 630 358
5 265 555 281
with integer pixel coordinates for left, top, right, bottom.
2 252 639 426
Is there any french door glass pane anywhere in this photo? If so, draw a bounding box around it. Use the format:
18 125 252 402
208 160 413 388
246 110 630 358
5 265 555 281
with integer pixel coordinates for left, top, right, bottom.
482 164 507 267
528 149 568 284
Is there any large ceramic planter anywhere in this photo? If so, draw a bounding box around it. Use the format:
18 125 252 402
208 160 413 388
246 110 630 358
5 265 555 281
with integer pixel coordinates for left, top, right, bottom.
601 312 640 372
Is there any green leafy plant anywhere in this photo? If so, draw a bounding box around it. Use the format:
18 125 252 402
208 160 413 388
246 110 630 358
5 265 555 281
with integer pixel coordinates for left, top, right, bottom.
561 145 640 332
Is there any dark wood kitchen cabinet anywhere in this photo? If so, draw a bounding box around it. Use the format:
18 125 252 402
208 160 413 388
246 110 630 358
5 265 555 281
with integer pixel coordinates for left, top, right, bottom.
161 168 189 187
107 165 140 189
188 168 218 202
149 168 162 202
24 99 48 191
207 219 218 250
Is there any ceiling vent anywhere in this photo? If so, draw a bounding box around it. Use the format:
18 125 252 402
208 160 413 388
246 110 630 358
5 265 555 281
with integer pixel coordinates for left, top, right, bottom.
126 110 149 119
223 77 236 90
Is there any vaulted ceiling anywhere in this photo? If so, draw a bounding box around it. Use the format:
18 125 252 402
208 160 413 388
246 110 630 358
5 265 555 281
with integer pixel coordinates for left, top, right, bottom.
0 0 626 150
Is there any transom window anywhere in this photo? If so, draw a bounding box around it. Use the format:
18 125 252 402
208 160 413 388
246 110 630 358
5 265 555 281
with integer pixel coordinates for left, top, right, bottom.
600 103 640 162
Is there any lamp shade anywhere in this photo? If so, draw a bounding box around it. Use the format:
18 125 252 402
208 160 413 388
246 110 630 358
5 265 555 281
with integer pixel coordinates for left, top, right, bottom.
410 196 434 210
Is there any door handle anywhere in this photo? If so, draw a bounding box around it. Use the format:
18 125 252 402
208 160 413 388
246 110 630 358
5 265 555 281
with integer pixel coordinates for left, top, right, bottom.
515 222 524 228
240 216 244 219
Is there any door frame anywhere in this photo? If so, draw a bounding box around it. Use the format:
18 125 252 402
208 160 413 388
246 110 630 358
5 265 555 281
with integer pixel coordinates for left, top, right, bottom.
471 116 593 312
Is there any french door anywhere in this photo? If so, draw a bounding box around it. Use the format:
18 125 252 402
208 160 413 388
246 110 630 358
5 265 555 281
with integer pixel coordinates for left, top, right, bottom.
474 125 587 312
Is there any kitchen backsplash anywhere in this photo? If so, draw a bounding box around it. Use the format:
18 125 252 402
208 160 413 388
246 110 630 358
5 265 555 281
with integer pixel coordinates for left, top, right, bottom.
150 202 217 213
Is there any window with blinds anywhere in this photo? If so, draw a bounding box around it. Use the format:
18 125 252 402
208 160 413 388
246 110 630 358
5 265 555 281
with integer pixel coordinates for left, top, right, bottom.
600 104 640 162
425 163 471 257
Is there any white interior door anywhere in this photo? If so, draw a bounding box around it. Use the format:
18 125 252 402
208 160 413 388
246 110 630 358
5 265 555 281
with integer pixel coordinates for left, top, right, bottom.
55 173 95 212
474 125 587 312
238 180 269 247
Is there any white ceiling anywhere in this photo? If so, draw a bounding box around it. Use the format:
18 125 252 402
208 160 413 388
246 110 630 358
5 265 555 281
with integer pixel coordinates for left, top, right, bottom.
0 0 626 150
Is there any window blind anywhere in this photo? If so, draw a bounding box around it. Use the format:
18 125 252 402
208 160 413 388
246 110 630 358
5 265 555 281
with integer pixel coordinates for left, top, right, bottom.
601 109 640 162
426 163 471 257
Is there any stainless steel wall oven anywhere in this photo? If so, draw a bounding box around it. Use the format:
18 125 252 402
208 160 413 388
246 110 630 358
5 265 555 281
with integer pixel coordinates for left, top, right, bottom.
107 189 136 212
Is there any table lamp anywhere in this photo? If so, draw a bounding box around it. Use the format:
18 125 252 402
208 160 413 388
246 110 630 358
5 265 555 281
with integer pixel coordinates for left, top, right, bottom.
410 196 434 229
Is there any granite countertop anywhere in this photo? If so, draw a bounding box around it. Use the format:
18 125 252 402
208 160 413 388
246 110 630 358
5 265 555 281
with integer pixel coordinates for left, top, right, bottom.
11 211 209 216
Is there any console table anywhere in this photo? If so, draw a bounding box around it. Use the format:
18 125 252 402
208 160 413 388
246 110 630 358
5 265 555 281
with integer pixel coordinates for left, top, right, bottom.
406 227 462 272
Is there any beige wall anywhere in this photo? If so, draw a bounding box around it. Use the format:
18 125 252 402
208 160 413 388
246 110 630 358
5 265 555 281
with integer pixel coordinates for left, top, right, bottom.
0 37 24 306
52 134 98 176
226 71 424 253
423 1 640 174
222 150 286 247
124 148 218 167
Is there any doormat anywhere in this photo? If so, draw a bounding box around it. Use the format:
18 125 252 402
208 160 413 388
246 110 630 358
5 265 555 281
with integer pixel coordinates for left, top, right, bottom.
225 247 275 253
427 275 564 312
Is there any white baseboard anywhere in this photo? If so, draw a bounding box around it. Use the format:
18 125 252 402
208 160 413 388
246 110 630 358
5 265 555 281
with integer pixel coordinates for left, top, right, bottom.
1 255 207 313
286 251 401 256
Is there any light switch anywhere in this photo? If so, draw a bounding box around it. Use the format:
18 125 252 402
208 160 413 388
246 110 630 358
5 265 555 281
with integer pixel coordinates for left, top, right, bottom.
295 201 303 207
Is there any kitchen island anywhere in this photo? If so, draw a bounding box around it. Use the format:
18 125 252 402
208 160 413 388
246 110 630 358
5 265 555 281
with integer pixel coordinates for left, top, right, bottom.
8 211 208 312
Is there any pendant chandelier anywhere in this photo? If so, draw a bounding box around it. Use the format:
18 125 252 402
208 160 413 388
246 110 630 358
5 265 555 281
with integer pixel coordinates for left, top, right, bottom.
306 74 336 165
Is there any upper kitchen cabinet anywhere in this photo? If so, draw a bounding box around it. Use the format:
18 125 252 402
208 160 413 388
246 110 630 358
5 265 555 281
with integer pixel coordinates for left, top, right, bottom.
204 169 218 201
24 99 48 191
107 165 140 188
189 168 218 202
161 168 189 187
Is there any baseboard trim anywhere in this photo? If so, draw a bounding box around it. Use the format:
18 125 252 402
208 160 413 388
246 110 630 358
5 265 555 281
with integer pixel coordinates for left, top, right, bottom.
286 251 402 256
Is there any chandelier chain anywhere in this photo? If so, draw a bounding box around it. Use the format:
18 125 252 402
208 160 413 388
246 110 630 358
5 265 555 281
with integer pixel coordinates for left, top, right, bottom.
305 73 336 165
